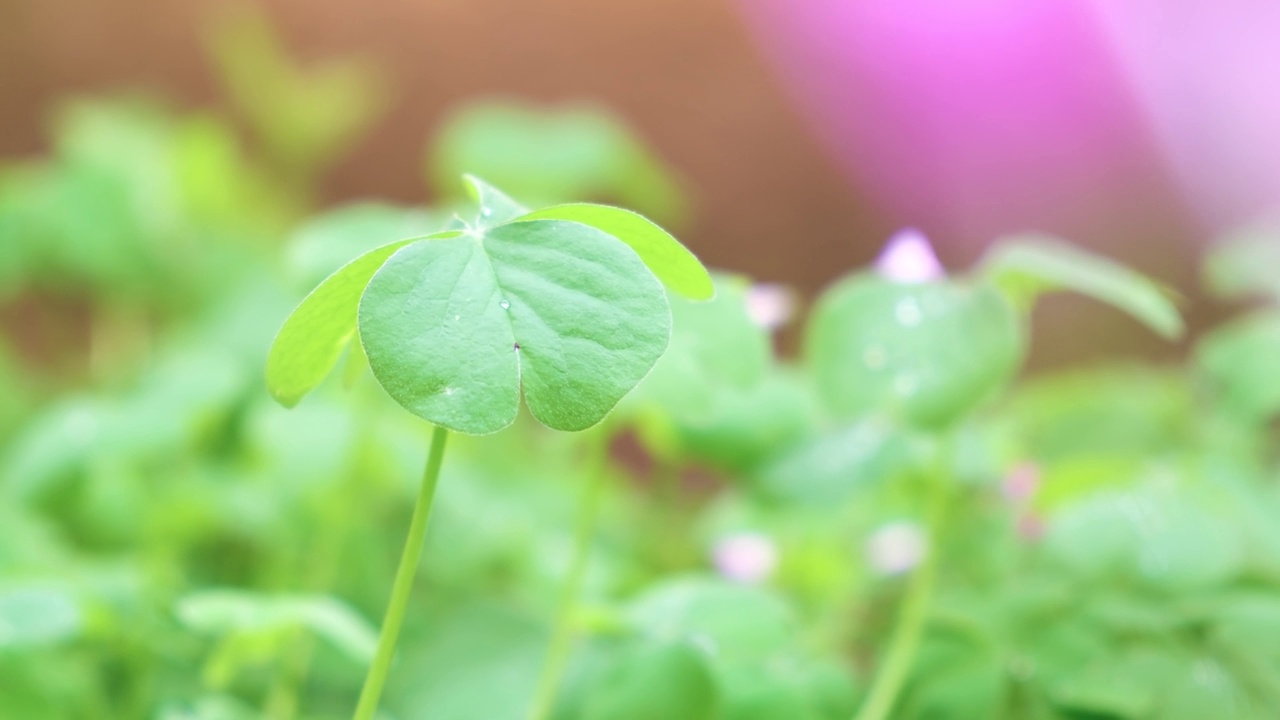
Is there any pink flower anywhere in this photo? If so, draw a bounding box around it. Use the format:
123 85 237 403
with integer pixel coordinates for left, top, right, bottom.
1016 513 1046 542
744 283 797 330
1002 463 1041 504
712 532 780 584
873 229 945 283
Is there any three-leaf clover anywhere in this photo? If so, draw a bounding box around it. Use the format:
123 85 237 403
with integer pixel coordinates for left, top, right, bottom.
266 175 712 434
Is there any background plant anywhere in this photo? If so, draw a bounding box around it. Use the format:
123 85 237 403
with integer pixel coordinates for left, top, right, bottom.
5 18 1280 720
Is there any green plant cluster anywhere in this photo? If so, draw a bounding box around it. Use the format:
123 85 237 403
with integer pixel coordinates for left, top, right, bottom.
5 37 1280 720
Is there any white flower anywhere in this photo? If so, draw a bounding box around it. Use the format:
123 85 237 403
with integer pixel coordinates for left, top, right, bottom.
873 228 945 283
867 521 927 575
712 532 779 584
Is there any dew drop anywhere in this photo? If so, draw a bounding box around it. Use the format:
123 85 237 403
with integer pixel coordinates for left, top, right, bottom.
481 207 492 217
499 300 510 310
443 387 455 396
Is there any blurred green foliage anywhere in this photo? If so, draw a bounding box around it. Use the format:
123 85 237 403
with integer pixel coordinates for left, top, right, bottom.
4 16 1280 720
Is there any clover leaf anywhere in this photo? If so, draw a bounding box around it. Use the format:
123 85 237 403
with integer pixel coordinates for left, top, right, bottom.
267 176 711 435
980 235 1183 339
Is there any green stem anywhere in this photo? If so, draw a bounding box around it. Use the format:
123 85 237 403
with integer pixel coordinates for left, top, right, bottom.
353 425 450 720
854 472 950 720
526 433 612 720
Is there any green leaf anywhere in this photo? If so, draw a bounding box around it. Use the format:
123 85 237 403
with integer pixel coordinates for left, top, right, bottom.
462 173 528 227
981 235 1184 338
626 578 797 662
176 589 377 663
430 99 686 222
806 276 1024 428
1204 223 1280 302
656 370 818 476
1047 646 1176 718
633 275 768 415
903 634 1005 720
1197 311 1280 421
582 640 720 720
266 232 457 407
359 219 670 434
206 5 387 176
518 203 713 300
1043 477 1246 592
718 662 845 720
1156 655 1258 720
753 420 929 504
1005 366 1191 462
385 602 546 720
285 202 442 287
0 585 82 649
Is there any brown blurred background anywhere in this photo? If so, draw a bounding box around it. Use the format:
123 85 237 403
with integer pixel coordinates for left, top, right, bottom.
0 0 1211 366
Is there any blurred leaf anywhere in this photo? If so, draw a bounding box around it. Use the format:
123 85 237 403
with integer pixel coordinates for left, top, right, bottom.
1033 455 1150 512
582 639 720 720
431 98 685 222
753 419 928 504
1157 656 1258 720
806 276 1023 428
388 602 546 720
176 589 377 662
663 370 818 476
0 584 82 649
518 204 713 300
1005 366 1191 462
155 695 261 720
628 275 767 415
1197 311 1280 421
1204 224 1280 302
625 577 797 663
719 666 820 720
981 235 1183 338
902 632 1004 720
207 5 387 180
1047 646 1174 718
285 202 443 287
626 275 807 470
718 659 859 720
1043 476 1247 593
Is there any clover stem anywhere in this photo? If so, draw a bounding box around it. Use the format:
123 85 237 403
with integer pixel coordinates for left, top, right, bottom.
353 424 450 720
854 465 950 720
526 431 612 720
